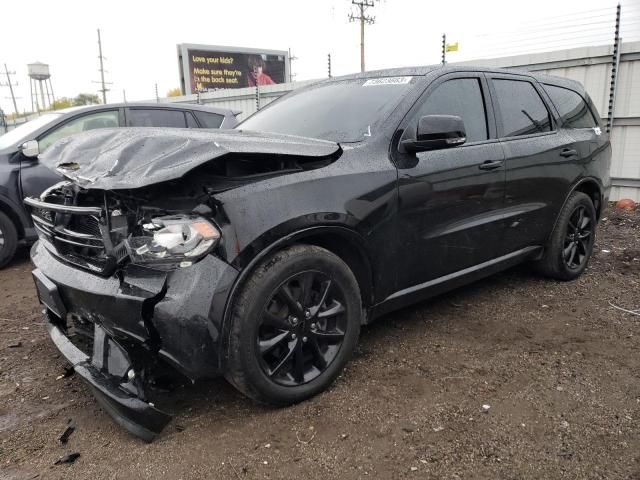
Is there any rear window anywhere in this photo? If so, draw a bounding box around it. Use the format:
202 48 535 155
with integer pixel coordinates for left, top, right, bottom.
194 111 224 128
544 84 598 129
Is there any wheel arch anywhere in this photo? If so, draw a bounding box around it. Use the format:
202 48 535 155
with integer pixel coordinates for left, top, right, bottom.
548 177 603 244
572 177 603 220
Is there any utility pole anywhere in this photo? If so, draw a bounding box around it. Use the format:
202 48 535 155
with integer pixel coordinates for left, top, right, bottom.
288 48 297 83
155 83 159 103
1 64 20 119
441 34 446 65
349 0 376 73
97 29 108 103
328 53 332 78
123 89 127 103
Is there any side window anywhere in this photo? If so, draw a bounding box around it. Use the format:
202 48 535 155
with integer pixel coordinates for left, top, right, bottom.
39 110 119 152
194 111 224 129
185 112 199 128
544 84 597 129
492 79 551 137
128 109 187 128
408 78 488 143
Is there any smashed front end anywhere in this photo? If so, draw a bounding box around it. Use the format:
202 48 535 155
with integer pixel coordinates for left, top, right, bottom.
26 182 238 442
25 127 342 441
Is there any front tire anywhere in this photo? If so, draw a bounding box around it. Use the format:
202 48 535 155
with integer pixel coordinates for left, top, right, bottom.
225 244 362 406
0 211 18 269
535 191 596 280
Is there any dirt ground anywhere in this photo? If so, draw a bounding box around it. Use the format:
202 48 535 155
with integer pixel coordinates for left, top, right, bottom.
1 208 640 480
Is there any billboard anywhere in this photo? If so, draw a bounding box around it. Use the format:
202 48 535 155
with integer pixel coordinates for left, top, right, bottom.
177 44 289 94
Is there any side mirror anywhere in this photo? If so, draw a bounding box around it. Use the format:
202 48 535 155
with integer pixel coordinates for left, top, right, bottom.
21 140 40 158
401 115 466 153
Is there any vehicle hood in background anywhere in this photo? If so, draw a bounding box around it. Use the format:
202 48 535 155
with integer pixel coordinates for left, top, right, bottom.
39 127 340 190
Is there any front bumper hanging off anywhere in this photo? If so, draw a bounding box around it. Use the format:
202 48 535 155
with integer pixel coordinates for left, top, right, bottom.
45 314 172 442
31 240 239 441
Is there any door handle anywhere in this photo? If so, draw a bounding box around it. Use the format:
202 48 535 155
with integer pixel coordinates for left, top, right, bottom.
560 148 578 158
478 160 503 170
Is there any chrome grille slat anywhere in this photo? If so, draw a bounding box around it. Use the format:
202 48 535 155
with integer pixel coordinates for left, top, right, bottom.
53 236 105 249
58 227 103 241
26 196 115 274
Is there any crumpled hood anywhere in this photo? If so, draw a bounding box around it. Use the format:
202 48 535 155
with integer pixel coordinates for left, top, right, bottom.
39 127 340 190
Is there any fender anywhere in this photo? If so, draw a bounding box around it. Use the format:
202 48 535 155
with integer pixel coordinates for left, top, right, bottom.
218 224 374 367
546 176 604 244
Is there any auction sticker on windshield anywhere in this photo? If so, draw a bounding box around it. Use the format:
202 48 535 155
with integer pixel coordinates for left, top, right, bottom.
363 76 412 86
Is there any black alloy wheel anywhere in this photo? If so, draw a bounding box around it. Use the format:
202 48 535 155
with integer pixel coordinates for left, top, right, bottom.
563 204 593 270
258 270 347 386
225 244 361 406
534 191 596 281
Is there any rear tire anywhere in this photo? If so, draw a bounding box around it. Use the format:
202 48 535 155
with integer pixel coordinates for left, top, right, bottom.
534 191 596 281
0 211 18 269
225 244 362 406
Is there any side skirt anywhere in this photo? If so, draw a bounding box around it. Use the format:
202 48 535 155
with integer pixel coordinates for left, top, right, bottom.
368 246 542 321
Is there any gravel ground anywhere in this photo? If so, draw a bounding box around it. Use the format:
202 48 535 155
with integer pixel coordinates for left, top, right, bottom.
1 208 640 480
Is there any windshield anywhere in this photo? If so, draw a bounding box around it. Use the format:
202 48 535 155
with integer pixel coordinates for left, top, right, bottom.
0 113 63 150
239 76 418 143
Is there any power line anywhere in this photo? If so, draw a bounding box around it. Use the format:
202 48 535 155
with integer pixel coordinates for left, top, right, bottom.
348 0 376 72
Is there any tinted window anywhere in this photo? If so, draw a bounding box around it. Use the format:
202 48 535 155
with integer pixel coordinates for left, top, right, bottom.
544 84 597 129
239 77 417 142
185 112 200 128
194 111 224 128
493 79 551 137
128 109 186 128
39 110 119 152
410 78 488 143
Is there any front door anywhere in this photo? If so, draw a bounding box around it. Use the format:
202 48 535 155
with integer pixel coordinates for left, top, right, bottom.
393 73 507 292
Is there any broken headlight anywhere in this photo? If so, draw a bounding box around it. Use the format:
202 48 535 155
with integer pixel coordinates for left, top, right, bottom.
126 215 220 267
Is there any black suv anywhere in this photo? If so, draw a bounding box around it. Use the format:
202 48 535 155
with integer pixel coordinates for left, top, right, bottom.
0 103 239 267
26 66 610 441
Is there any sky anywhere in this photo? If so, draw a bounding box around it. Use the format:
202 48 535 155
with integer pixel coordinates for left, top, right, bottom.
1 0 637 115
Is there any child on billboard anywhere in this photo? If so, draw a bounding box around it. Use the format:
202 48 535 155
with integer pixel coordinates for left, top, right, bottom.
247 55 275 87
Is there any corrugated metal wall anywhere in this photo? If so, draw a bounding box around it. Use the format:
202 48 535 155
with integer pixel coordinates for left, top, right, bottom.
158 41 640 201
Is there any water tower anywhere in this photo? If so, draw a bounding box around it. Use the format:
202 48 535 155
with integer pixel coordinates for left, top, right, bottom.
28 62 55 112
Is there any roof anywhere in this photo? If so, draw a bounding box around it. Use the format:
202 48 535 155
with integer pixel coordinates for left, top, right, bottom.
329 65 585 93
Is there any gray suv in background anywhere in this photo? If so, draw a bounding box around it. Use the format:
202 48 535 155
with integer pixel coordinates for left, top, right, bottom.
0 103 239 267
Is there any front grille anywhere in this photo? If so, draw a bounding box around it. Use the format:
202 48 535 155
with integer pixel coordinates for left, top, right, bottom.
25 196 126 274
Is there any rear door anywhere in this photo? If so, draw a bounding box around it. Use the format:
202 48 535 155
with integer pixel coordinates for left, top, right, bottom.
393 72 507 291
487 73 577 252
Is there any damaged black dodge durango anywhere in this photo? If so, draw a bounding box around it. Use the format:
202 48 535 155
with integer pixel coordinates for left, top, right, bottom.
26 66 611 441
